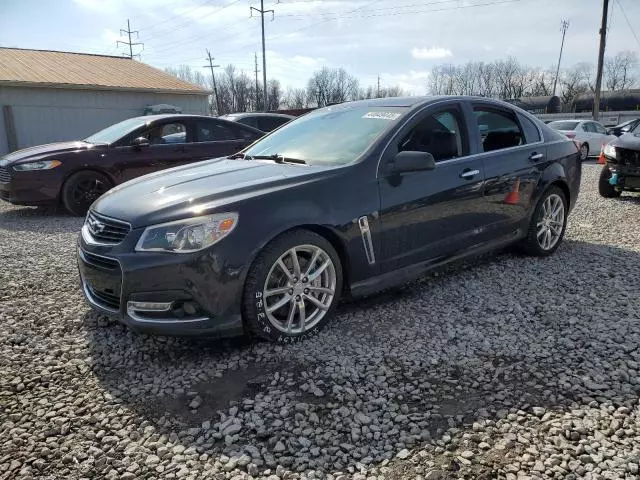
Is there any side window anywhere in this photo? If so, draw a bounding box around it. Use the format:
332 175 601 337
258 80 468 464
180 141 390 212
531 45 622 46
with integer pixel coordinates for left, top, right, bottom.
583 122 595 133
399 109 465 162
594 123 606 134
257 117 282 132
518 113 541 143
237 117 258 129
474 108 524 152
144 122 188 145
196 121 242 142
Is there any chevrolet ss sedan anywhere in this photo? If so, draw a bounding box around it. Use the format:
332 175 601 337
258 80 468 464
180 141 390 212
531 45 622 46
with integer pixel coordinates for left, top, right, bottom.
0 114 263 215
78 96 581 342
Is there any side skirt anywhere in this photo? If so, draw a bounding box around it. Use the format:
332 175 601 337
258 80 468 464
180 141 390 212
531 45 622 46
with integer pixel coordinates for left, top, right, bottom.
349 230 523 298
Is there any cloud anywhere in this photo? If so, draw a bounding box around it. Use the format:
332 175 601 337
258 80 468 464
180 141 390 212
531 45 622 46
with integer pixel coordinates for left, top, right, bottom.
411 47 453 60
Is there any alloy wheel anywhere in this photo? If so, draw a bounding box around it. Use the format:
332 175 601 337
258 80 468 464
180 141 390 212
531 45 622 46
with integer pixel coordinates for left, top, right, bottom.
262 245 336 335
71 178 109 206
536 193 565 251
580 144 588 160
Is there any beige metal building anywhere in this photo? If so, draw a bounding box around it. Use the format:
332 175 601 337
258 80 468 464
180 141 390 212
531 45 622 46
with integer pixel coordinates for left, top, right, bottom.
0 48 210 155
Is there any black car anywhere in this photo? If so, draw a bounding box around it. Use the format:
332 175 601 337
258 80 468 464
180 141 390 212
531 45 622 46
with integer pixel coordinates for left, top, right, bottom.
599 121 640 197
220 112 295 132
78 96 581 342
0 114 263 215
607 118 640 137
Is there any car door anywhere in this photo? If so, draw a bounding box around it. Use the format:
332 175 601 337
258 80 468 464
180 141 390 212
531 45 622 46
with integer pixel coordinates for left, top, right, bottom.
118 119 194 182
377 101 486 273
472 102 546 239
189 119 260 161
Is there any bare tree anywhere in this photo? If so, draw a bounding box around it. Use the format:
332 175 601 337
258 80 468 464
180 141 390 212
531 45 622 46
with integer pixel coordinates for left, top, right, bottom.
307 67 359 107
605 51 638 91
560 63 593 110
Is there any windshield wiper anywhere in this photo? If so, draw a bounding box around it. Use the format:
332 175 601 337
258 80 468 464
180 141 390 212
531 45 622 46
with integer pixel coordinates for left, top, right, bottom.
229 153 307 165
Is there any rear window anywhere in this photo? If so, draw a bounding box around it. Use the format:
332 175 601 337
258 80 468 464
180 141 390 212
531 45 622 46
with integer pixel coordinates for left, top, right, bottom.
548 121 579 131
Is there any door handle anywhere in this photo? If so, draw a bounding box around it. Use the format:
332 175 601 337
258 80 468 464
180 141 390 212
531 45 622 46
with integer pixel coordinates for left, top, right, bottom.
529 152 544 161
460 169 480 179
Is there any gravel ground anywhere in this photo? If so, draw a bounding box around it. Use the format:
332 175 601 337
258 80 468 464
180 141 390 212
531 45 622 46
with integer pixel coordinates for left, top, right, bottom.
2 163 640 480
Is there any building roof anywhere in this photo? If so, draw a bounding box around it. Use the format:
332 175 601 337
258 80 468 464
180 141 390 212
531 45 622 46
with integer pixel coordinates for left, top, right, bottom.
0 47 209 95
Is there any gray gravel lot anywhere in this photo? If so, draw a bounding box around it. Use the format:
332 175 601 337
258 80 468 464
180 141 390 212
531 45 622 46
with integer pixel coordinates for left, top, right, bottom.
1 163 640 480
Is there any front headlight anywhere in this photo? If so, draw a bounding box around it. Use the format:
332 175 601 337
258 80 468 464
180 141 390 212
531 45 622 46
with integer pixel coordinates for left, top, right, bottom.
13 160 62 171
603 144 616 159
135 213 238 253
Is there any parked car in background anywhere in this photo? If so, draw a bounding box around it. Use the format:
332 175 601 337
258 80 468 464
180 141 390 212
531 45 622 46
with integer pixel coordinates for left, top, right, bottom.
0 114 263 215
607 118 640 137
221 112 295 132
599 120 640 197
77 96 581 342
547 119 616 160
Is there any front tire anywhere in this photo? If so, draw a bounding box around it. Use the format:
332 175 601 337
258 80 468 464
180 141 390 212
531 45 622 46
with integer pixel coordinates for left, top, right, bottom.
62 171 113 216
242 230 343 343
520 186 568 257
598 166 622 198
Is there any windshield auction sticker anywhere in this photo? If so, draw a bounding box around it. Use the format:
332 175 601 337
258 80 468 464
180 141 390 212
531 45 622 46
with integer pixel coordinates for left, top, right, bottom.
363 112 402 120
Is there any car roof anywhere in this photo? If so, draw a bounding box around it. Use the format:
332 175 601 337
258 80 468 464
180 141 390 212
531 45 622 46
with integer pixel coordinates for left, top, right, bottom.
222 112 295 119
133 114 219 121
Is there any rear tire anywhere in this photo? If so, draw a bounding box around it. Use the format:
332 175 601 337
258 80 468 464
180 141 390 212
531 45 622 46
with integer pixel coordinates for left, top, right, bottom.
242 229 343 343
61 171 113 216
598 166 622 198
520 186 568 257
579 143 589 161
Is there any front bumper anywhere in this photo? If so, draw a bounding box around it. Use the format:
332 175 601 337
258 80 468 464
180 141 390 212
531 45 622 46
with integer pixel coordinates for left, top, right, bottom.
606 161 640 190
0 167 62 205
77 233 246 337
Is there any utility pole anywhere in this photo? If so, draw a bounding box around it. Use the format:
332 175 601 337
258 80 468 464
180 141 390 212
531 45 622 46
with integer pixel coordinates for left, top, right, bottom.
377 74 381 98
552 20 570 97
204 50 221 115
117 19 143 59
250 1 274 112
254 52 261 111
593 0 609 121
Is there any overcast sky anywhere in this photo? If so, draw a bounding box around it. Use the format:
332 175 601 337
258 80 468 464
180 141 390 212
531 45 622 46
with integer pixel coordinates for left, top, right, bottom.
1 0 639 93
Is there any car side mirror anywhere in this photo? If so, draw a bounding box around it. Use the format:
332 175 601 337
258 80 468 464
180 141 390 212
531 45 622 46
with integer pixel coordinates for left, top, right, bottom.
131 137 150 149
390 151 436 174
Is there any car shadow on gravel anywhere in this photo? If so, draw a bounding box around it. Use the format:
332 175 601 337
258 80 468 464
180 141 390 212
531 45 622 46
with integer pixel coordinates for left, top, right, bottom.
0 206 83 234
84 239 640 477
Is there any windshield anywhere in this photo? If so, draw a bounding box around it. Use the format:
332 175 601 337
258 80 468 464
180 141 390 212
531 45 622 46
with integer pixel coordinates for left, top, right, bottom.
548 120 579 131
84 117 148 144
632 121 640 134
243 105 408 165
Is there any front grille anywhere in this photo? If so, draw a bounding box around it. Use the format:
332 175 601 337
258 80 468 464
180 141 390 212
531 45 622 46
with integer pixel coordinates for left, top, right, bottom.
0 190 10 201
618 148 640 167
86 285 121 311
0 167 11 183
85 211 131 244
80 250 119 270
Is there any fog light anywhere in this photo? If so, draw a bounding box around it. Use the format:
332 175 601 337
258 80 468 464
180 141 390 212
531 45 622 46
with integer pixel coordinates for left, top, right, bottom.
127 301 172 312
183 301 197 315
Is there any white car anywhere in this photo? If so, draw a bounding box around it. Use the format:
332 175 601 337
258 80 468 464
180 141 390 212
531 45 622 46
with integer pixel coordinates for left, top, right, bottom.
547 120 616 160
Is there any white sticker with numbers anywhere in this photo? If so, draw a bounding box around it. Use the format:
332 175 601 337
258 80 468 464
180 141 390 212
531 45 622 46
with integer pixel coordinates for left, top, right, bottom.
363 112 401 120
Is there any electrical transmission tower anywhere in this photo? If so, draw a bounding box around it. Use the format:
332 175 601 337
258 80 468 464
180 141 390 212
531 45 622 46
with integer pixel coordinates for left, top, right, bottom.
250 1 275 112
117 19 143 59
204 50 221 115
552 20 570 96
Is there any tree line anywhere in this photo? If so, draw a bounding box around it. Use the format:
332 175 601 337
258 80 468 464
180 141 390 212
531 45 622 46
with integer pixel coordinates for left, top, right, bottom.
427 51 638 110
165 65 406 115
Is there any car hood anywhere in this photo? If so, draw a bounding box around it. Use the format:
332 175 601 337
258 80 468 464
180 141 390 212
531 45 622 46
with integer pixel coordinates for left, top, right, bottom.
611 133 640 150
93 158 340 227
0 141 96 165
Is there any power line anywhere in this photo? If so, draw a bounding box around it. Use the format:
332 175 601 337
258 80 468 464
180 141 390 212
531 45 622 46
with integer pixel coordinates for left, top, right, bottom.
615 0 640 48
117 19 144 59
140 0 222 34
250 0 275 112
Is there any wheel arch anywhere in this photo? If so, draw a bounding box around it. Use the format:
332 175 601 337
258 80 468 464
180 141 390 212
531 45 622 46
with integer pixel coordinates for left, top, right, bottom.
59 167 116 199
244 223 352 296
